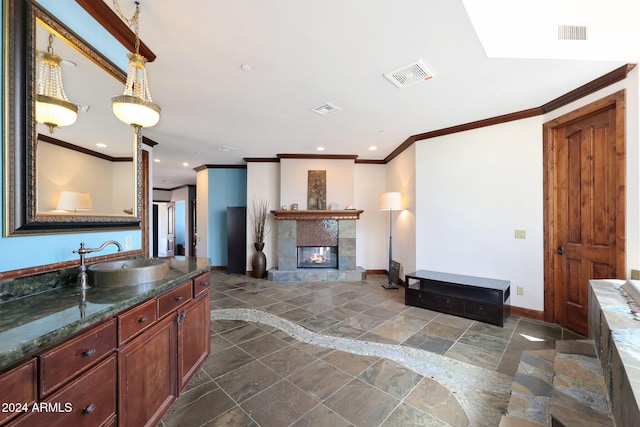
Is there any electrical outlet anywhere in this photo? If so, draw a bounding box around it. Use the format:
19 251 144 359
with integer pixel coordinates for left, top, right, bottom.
631 269 640 280
517 286 524 296
125 235 133 250
514 230 526 239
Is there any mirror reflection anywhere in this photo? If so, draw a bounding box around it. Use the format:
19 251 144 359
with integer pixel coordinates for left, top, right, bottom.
34 18 136 218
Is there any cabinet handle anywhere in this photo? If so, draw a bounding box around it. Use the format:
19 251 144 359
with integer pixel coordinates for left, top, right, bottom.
139 316 148 323
201 281 209 287
82 348 96 357
175 296 183 301
83 403 96 414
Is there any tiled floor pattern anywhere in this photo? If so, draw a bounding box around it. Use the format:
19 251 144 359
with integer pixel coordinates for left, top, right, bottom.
159 272 583 427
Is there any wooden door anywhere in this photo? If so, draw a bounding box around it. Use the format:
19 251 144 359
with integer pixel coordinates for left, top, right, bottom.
167 202 175 256
544 91 625 336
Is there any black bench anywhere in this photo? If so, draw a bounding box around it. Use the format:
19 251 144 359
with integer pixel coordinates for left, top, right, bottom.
404 270 510 327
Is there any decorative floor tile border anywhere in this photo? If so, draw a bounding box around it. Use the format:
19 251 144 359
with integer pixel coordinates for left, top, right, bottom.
212 308 512 425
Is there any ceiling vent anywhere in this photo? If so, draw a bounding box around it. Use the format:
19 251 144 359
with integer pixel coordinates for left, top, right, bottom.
384 59 434 88
558 25 588 41
312 102 342 116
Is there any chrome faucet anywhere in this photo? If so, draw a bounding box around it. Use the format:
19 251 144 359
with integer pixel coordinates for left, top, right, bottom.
73 240 123 289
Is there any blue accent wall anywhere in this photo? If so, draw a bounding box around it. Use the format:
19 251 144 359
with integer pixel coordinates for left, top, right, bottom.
0 0 141 272
207 169 247 266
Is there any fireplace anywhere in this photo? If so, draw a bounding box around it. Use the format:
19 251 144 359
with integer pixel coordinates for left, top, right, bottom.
269 209 366 282
297 246 338 269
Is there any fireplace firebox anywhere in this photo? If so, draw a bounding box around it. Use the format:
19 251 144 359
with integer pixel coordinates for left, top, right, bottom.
297 246 338 269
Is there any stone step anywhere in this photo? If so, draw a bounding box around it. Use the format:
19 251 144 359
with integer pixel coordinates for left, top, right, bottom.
501 341 615 427
500 349 555 426
550 340 614 427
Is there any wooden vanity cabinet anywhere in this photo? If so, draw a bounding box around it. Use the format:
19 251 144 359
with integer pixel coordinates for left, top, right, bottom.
0 272 211 427
0 359 36 425
118 273 211 426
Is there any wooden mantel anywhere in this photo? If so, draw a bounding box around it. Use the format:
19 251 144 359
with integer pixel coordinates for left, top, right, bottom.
271 210 364 221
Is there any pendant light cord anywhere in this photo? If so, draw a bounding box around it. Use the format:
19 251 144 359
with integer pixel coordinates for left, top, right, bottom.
112 0 141 54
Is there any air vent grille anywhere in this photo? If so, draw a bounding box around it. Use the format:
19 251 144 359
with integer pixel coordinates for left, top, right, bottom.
558 25 588 40
384 59 434 88
312 102 342 116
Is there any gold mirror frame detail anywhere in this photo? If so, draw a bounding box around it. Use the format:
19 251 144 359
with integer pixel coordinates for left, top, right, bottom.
3 0 142 235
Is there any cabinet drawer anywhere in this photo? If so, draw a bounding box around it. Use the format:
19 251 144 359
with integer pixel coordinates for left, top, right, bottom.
465 301 500 323
157 281 192 318
39 319 116 397
118 299 157 345
14 355 116 427
193 273 210 297
432 294 464 313
0 359 36 425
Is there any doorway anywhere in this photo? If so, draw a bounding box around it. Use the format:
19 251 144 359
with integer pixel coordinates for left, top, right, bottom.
543 91 626 335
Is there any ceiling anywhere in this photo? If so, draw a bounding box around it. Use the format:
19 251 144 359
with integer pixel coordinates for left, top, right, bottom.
105 0 639 188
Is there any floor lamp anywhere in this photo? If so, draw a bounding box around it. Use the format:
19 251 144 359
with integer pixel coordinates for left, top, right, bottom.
380 192 402 289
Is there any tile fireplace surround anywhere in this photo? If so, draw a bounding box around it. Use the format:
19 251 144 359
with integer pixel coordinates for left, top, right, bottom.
268 210 366 282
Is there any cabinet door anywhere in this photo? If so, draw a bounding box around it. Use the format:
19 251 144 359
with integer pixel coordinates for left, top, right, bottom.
178 289 210 391
118 315 177 427
0 359 36 425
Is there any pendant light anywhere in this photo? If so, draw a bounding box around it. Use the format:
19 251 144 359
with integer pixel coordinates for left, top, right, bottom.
35 34 78 133
111 1 160 128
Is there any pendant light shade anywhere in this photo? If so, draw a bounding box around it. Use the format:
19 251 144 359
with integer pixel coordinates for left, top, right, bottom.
35 36 78 133
112 53 160 128
111 2 160 128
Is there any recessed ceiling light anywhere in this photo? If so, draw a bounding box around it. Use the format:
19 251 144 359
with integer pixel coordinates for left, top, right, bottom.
240 64 253 71
316 146 326 151
182 162 189 167
368 145 377 151
154 158 160 163
96 143 107 148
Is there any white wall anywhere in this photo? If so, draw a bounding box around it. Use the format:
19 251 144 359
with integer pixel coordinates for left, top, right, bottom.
112 161 134 214
171 186 192 255
410 68 640 312
195 169 209 257
280 159 355 210
155 202 168 256
246 162 280 271
37 142 133 215
354 163 388 270
386 144 417 277
415 117 544 310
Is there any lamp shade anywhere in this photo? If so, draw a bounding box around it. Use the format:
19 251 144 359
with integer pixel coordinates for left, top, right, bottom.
379 192 403 210
57 191 92 211
112 53 160 128
35 41 78 133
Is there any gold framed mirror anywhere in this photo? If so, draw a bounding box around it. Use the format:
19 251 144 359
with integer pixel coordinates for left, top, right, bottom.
3 0 142 235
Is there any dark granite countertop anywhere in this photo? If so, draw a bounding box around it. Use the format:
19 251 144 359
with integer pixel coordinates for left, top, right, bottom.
0 256 211 370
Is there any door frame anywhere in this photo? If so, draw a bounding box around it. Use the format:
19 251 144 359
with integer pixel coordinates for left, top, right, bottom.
543 90 626 324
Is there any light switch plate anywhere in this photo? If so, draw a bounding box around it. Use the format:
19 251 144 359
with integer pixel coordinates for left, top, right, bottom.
514 230 526 239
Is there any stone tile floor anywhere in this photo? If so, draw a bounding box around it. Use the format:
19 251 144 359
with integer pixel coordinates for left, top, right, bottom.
159 271 583 427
